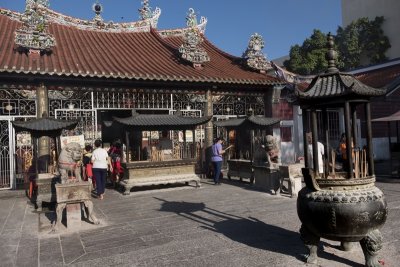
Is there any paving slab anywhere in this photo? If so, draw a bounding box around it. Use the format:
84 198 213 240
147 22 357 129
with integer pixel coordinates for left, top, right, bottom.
0 171 399 266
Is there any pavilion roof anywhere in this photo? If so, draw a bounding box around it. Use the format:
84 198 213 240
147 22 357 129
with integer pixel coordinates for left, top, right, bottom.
0 10 282 87
12 117 78 137
296 71 386 100
214 116 280 129
295 34 386 103
113 111 212 131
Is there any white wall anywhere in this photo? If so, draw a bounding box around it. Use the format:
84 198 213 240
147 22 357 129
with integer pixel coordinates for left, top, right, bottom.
342 0 400 60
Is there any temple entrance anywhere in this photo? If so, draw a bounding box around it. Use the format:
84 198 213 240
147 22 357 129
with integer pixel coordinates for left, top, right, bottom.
0 119 13 189
0 117 35 190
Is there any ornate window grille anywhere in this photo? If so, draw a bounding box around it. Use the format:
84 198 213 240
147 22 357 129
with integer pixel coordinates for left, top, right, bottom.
0 89 37 117
212 95 264 116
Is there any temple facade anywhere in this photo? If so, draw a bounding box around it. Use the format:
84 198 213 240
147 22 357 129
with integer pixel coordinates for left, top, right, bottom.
0 1 284 189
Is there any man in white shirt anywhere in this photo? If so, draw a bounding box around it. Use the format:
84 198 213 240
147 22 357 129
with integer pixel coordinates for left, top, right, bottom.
91 139 112 199
307 133 324 175
159 130 173 160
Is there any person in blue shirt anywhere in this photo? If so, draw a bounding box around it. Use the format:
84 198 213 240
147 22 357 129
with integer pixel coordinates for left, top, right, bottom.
211 137 228 185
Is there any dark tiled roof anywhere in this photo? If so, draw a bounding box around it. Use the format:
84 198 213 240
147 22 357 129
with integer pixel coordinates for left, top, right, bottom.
247 116 281 127
113 112 212 130
0 12 282 86
214 116 280 129
371 110 400 122
12 117 78 137
296 72 386 100
355 64 400 88
214 118 246 127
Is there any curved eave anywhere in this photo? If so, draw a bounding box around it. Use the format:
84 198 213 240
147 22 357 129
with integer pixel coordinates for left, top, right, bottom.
214 118 245 128
0 68 281 85
113 115 212 130
247 116 281 127
296 72 386 100
214 116 280 129
12 118 78 136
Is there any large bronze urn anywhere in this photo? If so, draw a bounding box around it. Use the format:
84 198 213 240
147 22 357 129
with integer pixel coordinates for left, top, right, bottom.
296 34 387 267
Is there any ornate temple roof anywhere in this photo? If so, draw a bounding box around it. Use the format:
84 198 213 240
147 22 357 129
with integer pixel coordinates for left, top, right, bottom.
0 2 281 87
296 34 385 102
113 110 212 131
214 115 280 129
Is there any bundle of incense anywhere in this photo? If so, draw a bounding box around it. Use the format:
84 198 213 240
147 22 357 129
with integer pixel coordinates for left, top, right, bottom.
331 149 336 177
225 145 234 150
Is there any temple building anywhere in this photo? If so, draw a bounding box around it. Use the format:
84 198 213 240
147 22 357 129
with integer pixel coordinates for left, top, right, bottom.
0 1 284 189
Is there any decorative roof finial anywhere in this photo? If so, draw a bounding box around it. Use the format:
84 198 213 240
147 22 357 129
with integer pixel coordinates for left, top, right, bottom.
139 0 152 20
25 0 49 10
15 0 56 53
179 8 210 68
325 32 339 73
242 33 272 73
92 1 104 22
186 8 197 27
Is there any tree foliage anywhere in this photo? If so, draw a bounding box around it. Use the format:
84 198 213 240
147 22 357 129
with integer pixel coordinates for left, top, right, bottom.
283 16 391 75
284 30 328 75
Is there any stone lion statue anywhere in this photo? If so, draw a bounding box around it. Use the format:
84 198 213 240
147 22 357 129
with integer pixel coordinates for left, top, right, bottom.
58 142 83 184
265 135 280 165
253 135 280 167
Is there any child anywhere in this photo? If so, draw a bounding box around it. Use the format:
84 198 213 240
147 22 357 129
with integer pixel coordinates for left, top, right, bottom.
108 141 124 184
83 144 95 190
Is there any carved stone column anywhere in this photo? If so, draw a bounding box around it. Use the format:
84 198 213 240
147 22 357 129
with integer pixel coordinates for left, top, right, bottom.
204 90 213 146
204 89 213 174
263 88 277 135
37 84 50 172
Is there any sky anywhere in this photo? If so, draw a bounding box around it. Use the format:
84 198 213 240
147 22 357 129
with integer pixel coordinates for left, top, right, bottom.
0 0 342 60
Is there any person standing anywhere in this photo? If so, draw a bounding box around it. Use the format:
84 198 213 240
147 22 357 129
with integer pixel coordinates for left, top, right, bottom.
82 144 95 189
339 134 354 172
91 139 112 200
159 130 173 160
211 137 227 185
108 140 124 184
307 133 325 175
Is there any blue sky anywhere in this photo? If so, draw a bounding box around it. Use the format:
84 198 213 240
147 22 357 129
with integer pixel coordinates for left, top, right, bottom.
0 0 342 60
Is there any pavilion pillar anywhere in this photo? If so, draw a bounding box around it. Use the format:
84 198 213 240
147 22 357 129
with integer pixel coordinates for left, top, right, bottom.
344 101 353 178
351 105 358 148
37 84 50 173
365 102 375 176
311 109 320 177
302 109 309 168
322 108 329 178
204 89 213 173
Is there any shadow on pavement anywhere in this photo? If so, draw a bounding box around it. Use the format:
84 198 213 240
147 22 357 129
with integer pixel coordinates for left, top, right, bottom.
155 198 364 266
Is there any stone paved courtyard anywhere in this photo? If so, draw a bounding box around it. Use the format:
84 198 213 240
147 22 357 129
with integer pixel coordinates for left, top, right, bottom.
0 176 399 267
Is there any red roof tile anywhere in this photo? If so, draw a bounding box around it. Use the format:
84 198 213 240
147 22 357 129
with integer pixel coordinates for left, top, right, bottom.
0 13 281 86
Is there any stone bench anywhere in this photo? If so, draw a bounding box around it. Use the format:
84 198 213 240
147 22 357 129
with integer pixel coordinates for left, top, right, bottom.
279 164 304 198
